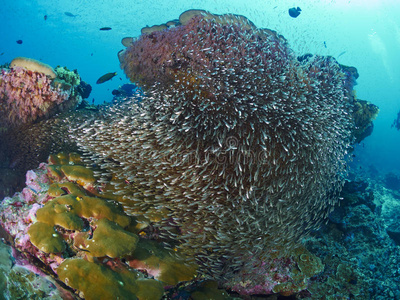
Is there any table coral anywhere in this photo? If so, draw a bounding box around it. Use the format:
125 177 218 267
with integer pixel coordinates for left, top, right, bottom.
10 57 56 78
28 222 66 253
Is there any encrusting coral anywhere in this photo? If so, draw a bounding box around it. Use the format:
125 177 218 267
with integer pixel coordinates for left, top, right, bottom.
57 258 164 300
0 152 198 299
68 9 366 291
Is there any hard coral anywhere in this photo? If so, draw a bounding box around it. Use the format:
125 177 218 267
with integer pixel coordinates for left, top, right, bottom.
58 258 164 300
10 57 56 79
0 153 198 299
73 218 139 258
74 9 357 290
127 239 198 286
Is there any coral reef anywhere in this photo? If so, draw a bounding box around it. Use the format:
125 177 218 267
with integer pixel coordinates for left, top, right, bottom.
72 9 362 288
375 180 400 247
302 178 400 299
4 156 400 299
0 57 81 129
76 80 92 99
58 258 164 300
0 153 197 299
0 57 88 198
0 151 333 298
0 66 69 128
0 57 84 197
0 240 68 300
224 245 324 296
0 9 382 298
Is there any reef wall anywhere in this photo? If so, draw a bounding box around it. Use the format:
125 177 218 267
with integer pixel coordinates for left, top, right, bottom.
0 9 381 298
73 10 361 283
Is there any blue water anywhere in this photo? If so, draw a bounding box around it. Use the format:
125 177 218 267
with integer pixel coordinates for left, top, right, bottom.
1 0 399 173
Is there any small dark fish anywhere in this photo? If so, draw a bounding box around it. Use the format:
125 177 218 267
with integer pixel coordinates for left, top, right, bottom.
96 72 117 84
100 27 112 31
44 15 47 21
112 89 121 96
0 52 4 56
324 41 327 48
288 7 301 18
91 53 93 56
16 40 23 44
64 12 77 17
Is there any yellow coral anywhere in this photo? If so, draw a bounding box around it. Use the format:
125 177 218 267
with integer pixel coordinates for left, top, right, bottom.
10 57 56 79
60 165 96 189
128 239 198 286
47 182 85 197
57 258 164 300
36 193 131 230
73 218 139 258
28 222 65 253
